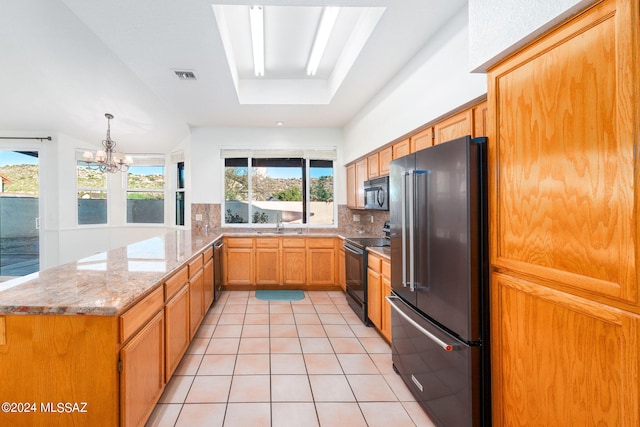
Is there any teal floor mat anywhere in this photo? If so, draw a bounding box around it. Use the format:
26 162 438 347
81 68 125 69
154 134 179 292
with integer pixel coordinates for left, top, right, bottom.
255 290 305 301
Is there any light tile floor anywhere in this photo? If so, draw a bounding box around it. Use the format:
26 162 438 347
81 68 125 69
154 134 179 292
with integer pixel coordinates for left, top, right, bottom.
146 290 436 427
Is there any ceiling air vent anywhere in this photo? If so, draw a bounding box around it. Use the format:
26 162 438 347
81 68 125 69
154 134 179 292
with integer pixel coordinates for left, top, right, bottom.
174 70 197 80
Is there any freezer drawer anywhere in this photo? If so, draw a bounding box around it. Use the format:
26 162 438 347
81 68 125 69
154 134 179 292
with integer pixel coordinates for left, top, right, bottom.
387 295 486 427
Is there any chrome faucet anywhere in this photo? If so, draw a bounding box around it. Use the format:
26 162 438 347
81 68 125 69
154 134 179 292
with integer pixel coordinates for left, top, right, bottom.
275 212 283 233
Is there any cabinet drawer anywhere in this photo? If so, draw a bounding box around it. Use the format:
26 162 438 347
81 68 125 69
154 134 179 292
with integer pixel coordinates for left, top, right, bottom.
188 254 203 277
120 286 164 343
226 237 254 248
307 238 334 248
165 266 188 300
368 253 382 272
203 246 213 261
382 259 391 279
282 237 305 248
256 238 279 248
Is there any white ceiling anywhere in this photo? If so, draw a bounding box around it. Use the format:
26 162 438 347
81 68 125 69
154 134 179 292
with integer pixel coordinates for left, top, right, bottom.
0 0 467 153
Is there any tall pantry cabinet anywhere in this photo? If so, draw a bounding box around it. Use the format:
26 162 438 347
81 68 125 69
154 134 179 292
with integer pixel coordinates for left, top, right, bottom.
487 0 640 425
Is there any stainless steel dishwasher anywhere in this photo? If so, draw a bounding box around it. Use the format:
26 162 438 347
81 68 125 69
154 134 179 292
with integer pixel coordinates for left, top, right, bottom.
213 239 224 293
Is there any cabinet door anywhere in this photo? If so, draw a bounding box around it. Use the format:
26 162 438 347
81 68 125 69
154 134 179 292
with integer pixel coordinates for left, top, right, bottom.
307 248 335 286
381 259 391 342
189 269 204 339
355 159 367 209
346 164 356 209
120 311 164 427
164 285 190 381
491 273 640 426
433 108 473 145
367 267 382 330
226 247 254 285
338 246 346 291
255 247 280 285
392 138 411 159
410 127 433 152
203 257 214 310
472 100 488 137
378 146 393 176
367 153 379 178
282 248 306 285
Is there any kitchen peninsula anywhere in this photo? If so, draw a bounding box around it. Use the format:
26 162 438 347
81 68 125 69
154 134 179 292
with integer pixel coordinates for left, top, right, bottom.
0 229 219 427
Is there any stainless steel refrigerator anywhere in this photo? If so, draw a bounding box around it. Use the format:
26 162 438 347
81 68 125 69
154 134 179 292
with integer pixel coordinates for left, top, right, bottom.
387 135 491 426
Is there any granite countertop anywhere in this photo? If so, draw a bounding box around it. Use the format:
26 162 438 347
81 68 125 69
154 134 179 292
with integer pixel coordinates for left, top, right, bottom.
367 246 391 259
0 230 220 316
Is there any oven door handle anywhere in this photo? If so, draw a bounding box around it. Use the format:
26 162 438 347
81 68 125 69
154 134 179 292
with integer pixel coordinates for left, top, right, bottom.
386 296 456 351
344 244 363 256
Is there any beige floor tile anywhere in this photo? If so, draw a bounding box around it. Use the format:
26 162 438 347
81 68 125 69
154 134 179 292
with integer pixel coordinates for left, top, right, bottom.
337 354 379 374
304 354 343 375
223 402 270 427
308 375 355 402
384 373 417 401
197 354 236 375
369 353 395 374
206 338 240 355
238 337 270 354
222 303 247 313
294 313 321 324
359 402 417 427
315 402 367 427
314 304 339 314
269 303 293 313
343 312 366 324
296 324 326 338
243 313 270 324
195 324 215 338
146 403 182 427
323 324 355 338
270 337 302 354
228 375 270 402
329 337 366 354
347 374 399 402
270 324 298 338
271 375 313 402
271 402 319 427
241 324 269 337
158 375 194 403
291 304 317 314
234 354 270 375
359 336 392 354
245 304 269 314
202 313 220 324
349 323 381 338
217 313 245 325
308 296 333 305
212 324 243 338
269 313 295 324
186 338 210 355
185 376 232 403
174 354 203 375
318 313 347 324
402 401 437 426
300 337 334 354
175 403 226 427
271 354 307 375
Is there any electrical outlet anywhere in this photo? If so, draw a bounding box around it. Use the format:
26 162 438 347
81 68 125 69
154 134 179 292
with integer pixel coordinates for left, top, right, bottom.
195 214 203 221
370 215 374 223
353 214 360 222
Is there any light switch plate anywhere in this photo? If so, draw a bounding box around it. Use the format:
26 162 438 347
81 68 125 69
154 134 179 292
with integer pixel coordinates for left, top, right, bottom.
353 214 360 222
195 214 203 221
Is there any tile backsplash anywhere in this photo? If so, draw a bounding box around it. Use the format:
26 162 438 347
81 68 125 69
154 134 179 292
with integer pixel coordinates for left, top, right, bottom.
191 203 389 237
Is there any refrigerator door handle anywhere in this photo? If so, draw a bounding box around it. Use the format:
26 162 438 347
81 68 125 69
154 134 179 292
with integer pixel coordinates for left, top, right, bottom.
401 171 409 287
386 296 456 351
408 170 415 291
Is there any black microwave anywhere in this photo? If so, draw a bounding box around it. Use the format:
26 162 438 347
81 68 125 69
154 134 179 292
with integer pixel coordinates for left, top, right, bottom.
364 176 389 210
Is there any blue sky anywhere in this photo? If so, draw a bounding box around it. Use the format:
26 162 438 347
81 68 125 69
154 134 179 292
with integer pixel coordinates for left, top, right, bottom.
0 151 39 166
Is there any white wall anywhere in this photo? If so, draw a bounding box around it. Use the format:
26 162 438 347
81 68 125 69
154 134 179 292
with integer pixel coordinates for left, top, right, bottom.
343 5 487 163
190 127 345 204
468 0 597 71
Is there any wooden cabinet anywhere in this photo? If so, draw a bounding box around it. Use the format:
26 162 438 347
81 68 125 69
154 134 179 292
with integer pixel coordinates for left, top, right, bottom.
434 108 473 145
346 163 356 208
337 242 346 291
225 237 254 285
255 238 280 285
410 127 433 152
367 152 379 178
282 238 306 285
472 100 488 137
366 251 391 341
355 158 367 209
307 238 335 286
203 257 214 309
120 309 165 427
487 0 640 424
164 267 190 381
378 146 393 176
392 138 410 159
188 268 204 339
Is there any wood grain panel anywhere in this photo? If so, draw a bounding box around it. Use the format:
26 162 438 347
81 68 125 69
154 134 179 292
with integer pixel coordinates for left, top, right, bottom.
120 286 164 343
164 284 190 381
307 248 335 285
255 247 280 285
282 248 306 285
488 0 638 302
410 127 433 152
189 269 204 338
379 146 393 176
491 273 640 426
434 109 473 145
392 138 410 159
367 153 379 178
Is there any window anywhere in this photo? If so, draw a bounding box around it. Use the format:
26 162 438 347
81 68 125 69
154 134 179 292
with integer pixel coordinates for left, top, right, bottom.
176 161 185 226
77 154 107 225
223 150 335 227
126 157 165 224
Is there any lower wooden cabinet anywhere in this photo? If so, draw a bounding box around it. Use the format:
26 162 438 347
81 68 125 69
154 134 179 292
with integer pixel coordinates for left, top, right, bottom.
282 246 306 285
164 284 190 381
367 265 382 329
255 238 280 285
380 259 391 342
225 238 255 285
337 244 346 291
307 238 335 286
203 257 214 309
367 251 391 342
120 310 165 427
189 269 204 339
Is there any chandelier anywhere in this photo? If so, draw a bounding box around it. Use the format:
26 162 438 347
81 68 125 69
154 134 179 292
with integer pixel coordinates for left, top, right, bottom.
82 113 132 173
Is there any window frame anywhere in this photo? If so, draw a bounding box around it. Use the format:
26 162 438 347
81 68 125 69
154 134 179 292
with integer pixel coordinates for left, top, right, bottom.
76 151 109 227
124 155 167 226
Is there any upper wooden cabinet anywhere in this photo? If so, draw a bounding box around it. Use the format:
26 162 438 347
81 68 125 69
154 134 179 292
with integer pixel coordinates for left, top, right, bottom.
378 146 393 176
355 158 367 209
346 164 356 208
367 152 379 179
392 138 411 159
434 108 473 145
410 127 433 152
